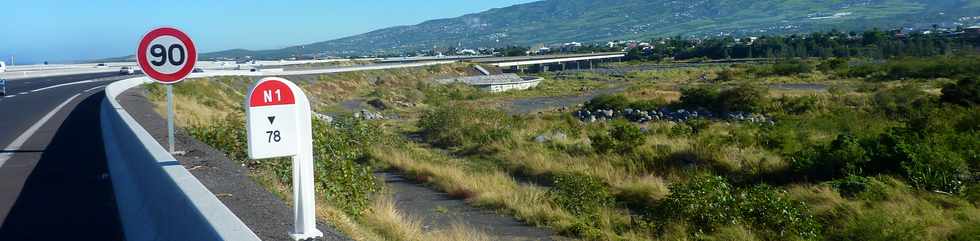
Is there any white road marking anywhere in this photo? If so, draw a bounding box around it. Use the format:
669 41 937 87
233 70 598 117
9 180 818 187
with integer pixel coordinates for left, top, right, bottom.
18 92 28 95
83 85 106 93
30 78 112 93
0 93 82 167
4 95 16 98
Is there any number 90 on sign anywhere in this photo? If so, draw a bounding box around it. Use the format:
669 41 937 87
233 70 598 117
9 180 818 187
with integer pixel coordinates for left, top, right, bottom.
145 35 189 74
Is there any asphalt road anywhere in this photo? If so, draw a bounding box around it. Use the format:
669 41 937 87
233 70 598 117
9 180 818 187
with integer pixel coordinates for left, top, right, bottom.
0 72 131 240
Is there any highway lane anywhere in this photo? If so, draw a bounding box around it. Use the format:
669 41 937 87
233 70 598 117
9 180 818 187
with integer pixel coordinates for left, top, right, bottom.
0 73 130 240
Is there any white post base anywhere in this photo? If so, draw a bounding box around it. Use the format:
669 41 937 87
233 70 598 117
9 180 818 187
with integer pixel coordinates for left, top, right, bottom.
289 229 324 241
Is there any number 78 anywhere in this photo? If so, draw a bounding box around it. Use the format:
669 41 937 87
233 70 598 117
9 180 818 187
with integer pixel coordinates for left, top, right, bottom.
266 130 282 143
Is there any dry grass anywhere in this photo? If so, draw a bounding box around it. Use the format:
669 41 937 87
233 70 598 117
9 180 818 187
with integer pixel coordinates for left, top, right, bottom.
362 196 493 241
786 178 980 240
369 144 583 236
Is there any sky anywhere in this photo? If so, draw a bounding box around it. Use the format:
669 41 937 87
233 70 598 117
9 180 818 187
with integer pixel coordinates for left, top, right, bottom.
0 0 538 64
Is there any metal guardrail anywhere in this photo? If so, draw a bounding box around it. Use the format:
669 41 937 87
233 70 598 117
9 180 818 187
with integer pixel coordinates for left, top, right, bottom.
101 77 261 241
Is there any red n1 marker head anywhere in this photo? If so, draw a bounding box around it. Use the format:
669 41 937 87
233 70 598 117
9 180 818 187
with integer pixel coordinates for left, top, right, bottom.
249 79 297 107
137 27 197 84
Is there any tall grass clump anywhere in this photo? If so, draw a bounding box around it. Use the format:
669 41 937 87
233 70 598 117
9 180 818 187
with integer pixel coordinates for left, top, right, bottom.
418 104 520 149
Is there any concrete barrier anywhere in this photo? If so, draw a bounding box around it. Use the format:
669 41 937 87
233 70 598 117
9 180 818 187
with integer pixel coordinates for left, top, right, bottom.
101 77 261 241
97 59 463 240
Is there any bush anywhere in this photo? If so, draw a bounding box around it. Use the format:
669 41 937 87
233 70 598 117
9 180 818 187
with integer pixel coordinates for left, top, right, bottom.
418 105 517 148
872 85 935 119
584 94 630 111
941 78 980 106
627 99 666 111
830 175 872 198
770 60 813 76
550 172 614 219
715 68 737 82
589 121 645 154
817 58 847 72
313 117 381 216
826 134 871 176
679 86 721 110
678 84 769 113
719 84 769 113
773 95 820 115
656 174 739 233
791 134 870 180
900 144 969 194
191 115 381 217
737 185 821 240
189 114 250 165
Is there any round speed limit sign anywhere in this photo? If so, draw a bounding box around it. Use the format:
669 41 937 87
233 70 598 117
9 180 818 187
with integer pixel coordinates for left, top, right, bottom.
137 27 197 84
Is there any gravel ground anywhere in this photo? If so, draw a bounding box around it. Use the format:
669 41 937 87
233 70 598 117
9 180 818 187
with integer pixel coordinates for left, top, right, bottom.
504 86 627 114
117 87 350 241
378 172 569 241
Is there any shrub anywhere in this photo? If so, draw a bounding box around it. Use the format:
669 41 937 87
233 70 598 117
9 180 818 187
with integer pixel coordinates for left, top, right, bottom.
872 85 935 119
627 99 666 111
191 115 381 217
679 86 721 110
773 60 813 76
900 144 969 194
678 84 769 113
189 114 250 165
817 58 848 73
715 68 737 82
941 78 980 106
825 134 871 177
719 84 769 113
830 175 871 198
584 94 630 111
737 185 821 240
589 121 645 154
550 172 614 219
418 105 517 148
313 117 382 216
656 174 739 233
792 134 870 180
773 95 820 115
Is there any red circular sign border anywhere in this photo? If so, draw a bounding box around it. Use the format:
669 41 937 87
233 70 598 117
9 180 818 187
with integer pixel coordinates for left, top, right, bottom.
137 27 197 84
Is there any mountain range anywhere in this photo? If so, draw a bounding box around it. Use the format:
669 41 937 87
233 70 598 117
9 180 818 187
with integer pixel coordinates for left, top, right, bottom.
203 0 980 59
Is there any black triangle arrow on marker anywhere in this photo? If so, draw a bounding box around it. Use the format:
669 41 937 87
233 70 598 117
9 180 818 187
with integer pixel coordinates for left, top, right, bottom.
268 116 276 124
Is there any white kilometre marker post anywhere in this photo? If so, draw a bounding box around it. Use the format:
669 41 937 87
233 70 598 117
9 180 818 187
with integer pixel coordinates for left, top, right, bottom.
245 77 323 240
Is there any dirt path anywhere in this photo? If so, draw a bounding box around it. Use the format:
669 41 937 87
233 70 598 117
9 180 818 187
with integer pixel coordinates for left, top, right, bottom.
378 172 569 241
503 86 626 114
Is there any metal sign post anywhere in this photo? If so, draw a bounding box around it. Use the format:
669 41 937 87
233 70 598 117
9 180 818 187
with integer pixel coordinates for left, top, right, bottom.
136 27 197 154
245 77 323 240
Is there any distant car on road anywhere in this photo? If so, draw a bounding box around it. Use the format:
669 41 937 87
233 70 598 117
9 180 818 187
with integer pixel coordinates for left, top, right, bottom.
96 63 108 67
119 66 135 75
0 61 6 73
1 79 6 96
192 68 205 73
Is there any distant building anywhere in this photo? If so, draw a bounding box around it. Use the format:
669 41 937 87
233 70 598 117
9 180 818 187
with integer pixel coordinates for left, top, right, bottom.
435 74 542 93
965 26 980 36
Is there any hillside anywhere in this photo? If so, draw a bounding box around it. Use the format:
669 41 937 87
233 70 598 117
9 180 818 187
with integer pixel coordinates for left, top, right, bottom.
206 0 980 59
